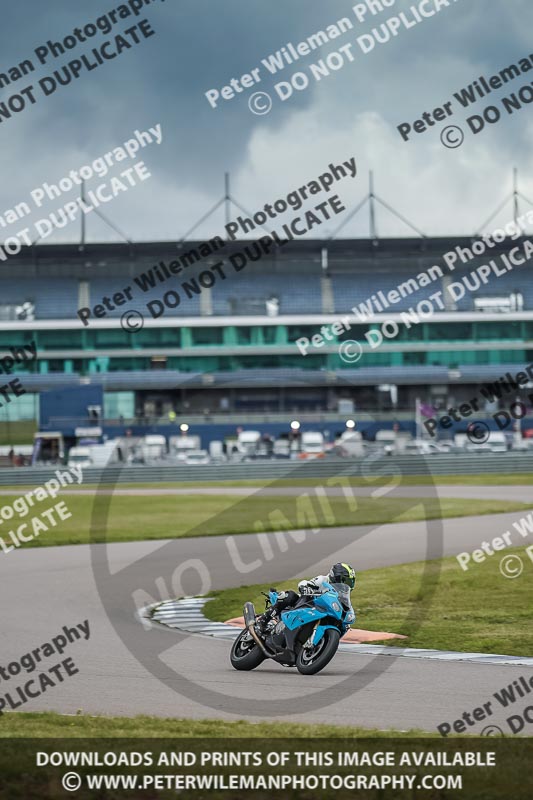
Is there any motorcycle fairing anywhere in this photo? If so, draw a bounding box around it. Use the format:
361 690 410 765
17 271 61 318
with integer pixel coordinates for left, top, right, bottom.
281 606 324 630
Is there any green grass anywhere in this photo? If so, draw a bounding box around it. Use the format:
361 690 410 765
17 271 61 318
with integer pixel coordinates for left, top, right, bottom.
0 712 432 738
1 493 530 547
204 545 533 656
107 473 533 487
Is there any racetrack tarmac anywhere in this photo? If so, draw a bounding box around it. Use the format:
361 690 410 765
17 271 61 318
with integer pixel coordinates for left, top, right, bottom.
2 501 533 734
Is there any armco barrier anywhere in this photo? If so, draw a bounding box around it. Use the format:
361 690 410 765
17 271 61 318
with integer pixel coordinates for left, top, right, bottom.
0 453 532 485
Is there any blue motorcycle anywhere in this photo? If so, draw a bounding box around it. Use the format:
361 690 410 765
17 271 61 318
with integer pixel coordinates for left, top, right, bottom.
230 582 355 675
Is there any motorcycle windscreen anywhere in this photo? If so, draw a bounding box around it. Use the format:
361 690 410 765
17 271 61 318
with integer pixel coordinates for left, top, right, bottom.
330 582 355 624
329 582 351 603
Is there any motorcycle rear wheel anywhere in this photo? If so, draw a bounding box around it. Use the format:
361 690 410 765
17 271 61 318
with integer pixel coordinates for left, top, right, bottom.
230 629 266 671
296 629 340 675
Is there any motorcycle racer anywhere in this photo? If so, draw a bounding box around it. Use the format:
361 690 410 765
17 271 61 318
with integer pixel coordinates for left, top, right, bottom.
256 562 356 634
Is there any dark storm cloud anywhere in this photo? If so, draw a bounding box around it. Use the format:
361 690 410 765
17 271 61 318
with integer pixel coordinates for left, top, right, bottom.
0 0 531 241
0 0 329 191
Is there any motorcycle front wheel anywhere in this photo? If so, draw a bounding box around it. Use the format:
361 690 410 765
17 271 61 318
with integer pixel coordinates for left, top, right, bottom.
296 629 340 675
230 629 266 671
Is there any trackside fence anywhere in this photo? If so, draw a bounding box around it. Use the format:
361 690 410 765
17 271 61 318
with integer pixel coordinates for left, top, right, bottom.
0 454 532 485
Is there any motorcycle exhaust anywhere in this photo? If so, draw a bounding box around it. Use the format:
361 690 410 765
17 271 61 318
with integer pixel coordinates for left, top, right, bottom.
247 624 271 656
243 602 256 628
243 601 272 657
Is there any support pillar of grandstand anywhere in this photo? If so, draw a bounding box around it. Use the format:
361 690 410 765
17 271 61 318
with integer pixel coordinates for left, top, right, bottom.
200 283 212 316
321 275 335 313
441 275 456 310
78 280 90 311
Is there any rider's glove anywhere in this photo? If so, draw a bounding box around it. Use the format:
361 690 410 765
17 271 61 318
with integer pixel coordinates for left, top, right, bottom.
299 581 319 595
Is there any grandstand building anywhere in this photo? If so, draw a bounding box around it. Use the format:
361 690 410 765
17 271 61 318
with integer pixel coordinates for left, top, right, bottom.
2 236 533 439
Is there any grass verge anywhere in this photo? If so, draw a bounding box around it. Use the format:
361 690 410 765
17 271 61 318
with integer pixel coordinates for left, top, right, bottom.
0 712 432 738
204 545 533 656
1 494 530 547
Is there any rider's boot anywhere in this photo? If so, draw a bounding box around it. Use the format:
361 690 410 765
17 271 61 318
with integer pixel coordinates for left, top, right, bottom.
255 609 275 635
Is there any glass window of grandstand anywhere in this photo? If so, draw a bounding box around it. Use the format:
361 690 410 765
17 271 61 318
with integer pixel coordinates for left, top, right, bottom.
48 359 66 372
475 321 522 340
93 328 132 348
39 330 84 350
428 351 492 368
355 352 391 367
426 322 473 342
104 392 135 420
107 357 150 371
287 326 315 343
0 392 37 420
151 356 167 370
403 352 426 366
262 326 279 344
395 321 424 341
235 390 287 413
130 328 181 347
490 349 526 365
458 350 491 366
192 328 223 346
0 328 36 347
338 326 368 342
234 327 252 345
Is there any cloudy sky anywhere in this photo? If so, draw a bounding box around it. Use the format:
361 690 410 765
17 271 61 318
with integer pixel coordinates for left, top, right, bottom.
1 0 533 244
